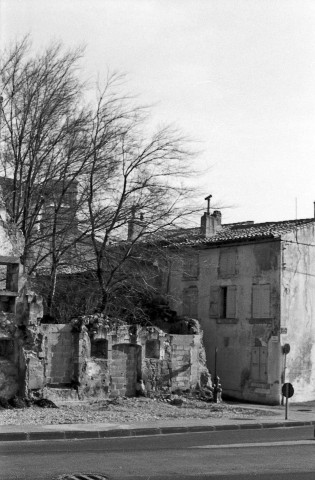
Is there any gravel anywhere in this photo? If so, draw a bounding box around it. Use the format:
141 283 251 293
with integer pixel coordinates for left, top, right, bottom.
0 396 277 426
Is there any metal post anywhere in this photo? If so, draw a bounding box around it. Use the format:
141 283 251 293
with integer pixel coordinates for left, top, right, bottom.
281 352 287 406
285 383 289 420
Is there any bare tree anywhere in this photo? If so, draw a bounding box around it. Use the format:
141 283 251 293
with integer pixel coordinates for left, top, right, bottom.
0 38 90 268
79 79 198 313
0 38 200 319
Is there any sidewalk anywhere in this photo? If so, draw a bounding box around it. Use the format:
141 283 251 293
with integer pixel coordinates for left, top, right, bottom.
1 401 314 442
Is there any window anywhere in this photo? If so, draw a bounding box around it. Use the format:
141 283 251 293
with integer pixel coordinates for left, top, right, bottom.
183 254 199 280
251 346 268 382
0 338 14 358
219 249 236 277
182 285 198 318
252 284 270 318
145 339 160 359
91 339 108 359
0 260 19 293
209 286 236 318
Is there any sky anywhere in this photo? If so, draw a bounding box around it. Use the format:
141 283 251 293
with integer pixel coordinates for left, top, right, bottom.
2 0 315 224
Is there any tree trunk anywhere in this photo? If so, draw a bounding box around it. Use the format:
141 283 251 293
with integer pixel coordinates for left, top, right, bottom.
46 265 58 318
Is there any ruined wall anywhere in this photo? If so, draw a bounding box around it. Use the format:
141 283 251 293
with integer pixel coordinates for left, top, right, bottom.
38 322 209 402
0 313 18 398
140 328 207 393
168 240 282 404
281 224 315 401
0 217 30 400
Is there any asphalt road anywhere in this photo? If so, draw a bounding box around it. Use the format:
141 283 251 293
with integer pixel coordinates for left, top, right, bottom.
1 426 315 479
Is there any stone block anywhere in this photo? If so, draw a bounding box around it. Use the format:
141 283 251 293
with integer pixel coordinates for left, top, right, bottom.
28 355 44 390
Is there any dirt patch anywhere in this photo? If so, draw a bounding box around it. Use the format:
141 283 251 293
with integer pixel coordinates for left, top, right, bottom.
0 396 277 426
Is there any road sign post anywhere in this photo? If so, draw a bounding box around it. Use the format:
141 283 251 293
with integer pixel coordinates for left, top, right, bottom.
281 344 290 406
282 382 294 420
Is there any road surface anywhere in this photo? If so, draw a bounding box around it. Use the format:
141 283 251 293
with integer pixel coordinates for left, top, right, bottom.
1 426 315 479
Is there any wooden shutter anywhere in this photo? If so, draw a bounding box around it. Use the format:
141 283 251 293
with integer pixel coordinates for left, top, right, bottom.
252 284 270 318
183 254 199 279
209 286 220 317
251 346 268 382
183 286 198 318
219 249 236 276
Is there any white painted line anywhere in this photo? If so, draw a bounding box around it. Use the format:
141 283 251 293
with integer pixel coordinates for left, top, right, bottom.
190 440 315 449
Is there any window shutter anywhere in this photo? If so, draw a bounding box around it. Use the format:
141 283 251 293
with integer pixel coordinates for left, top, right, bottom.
183 286 198 318
183 254 199 279
226 286 237 318
252 284 270 318
251 346 268 382
219 249 236 276
209 287 220 317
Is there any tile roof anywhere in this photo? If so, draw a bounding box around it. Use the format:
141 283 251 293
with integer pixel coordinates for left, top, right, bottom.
167 218 315 247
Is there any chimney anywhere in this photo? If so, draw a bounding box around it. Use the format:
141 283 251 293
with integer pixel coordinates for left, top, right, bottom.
200 209 222 238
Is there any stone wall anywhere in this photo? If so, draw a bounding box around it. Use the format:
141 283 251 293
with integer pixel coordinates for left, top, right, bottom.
37 322 209 402
141 330 207 394
0 291 210 402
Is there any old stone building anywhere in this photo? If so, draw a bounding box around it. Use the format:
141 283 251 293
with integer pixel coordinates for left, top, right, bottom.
166 208 315 404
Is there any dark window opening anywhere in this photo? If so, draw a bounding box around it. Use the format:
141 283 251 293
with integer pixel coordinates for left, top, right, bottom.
0 338 14 358
0 296 15 313
91 339 108 359
145 339 160 359
219 285 236 319
221 286 227 318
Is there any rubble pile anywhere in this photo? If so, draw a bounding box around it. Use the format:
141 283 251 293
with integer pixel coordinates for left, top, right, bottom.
0 394 277 426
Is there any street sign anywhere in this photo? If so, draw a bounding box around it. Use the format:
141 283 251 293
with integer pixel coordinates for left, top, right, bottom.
282 343 290 355
282 382 294 398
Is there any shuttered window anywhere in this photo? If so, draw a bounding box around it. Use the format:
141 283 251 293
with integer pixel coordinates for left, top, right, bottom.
209 285 237 318
183 286 198 318
219 248 236 277
252 284 270 318
183 254 199 280
209 286 220 317
251 346 268 382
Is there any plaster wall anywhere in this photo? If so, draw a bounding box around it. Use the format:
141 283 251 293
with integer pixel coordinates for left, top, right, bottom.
281 224 315 401
168 240 282 404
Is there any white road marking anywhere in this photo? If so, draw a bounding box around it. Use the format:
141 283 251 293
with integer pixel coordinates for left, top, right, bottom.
190 440 315 449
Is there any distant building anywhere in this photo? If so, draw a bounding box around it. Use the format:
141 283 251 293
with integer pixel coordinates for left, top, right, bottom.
165 207 315 404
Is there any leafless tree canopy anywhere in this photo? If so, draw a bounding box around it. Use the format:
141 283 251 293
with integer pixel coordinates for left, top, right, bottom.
0 37 200 319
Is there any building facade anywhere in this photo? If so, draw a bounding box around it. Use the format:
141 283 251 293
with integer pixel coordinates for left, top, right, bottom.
166 210 315 404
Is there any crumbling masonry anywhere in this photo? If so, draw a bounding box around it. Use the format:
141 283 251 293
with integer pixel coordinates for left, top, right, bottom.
0 216 210 402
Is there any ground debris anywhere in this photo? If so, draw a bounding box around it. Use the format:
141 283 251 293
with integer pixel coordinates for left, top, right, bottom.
0 395 277 426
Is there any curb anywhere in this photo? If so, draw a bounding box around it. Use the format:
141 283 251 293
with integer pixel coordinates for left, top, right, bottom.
0 420 314 442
